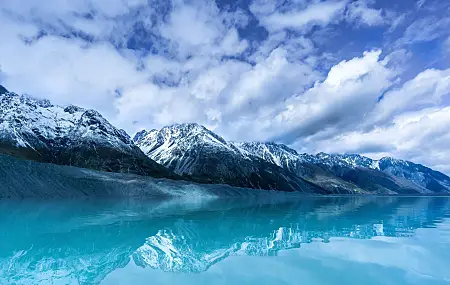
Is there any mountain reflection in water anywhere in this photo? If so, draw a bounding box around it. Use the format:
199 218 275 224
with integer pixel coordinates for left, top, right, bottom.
1 196 450 285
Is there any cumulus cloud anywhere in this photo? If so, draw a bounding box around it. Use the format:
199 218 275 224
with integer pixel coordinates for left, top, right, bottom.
0 31 145 115
252 0 347 32
369 69 450 126
261 50 395 143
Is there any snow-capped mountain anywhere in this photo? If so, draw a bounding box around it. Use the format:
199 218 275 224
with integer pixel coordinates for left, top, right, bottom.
0 85 172 178
133 123 324 193
2 82 449 194
235 142 450 194
133 123 240 174
135 123 450 194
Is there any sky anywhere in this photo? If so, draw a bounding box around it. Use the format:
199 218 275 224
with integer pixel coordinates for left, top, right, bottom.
0 0 450 173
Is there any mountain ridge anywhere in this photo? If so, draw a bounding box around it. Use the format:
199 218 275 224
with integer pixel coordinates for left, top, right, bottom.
2 83 449 195
133 122 325 193
135 123 450 194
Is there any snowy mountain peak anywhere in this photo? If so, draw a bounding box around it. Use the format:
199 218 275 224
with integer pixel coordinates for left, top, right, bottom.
0 90 135 149
133 123 245 176
232 141 302 167
138 123 450 194
133 129 150 144
0 86 174 178
162 123 228 145
135 123 234 159
63 104 84 114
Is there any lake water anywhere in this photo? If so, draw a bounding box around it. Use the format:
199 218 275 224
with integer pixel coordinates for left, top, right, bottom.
1 196 450 285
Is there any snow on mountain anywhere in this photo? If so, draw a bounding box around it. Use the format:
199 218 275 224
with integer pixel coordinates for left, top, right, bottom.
236 142 450 194
133 123 324 193
0 89 132 151
133 123 241 174
232 141 305 168
135 123 450 194
0 85 172 177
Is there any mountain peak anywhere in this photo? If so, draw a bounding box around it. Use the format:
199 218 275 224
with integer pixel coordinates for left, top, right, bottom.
132 129 149 143
63 105 85 114
158 123 228 146
166 122 210 134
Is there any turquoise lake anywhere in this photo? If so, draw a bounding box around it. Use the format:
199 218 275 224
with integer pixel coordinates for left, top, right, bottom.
1 197 450 285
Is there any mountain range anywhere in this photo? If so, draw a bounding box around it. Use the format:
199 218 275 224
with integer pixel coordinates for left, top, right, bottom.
1 84 450 195
133 123 450 194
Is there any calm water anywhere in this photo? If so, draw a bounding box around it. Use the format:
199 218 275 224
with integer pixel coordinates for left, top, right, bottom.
1 197 450 285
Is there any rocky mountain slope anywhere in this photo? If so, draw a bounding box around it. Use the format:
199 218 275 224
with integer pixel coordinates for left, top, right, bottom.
233 143 450 194
135 124 450 194
0 85 173 178
0 154 301 199
132 123 325 193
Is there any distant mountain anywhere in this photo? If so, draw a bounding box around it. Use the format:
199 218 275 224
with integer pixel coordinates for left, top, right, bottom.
234 143 450 194
132 123 325 193
0 85 174 178
135 124 450 194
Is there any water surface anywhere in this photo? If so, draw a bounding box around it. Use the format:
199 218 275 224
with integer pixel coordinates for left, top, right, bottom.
1 197 450 285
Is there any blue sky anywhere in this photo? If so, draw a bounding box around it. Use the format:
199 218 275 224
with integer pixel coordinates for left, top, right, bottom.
0 0 450 172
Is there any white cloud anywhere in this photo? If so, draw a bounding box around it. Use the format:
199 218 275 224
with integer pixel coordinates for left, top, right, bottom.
253 1 347 32
161 2 221 48
219 29 249 56
1 0 147 18
159 0 249 59
369 68 450 126
346 0 385 26
267 50 396 141
397 16 450 46
0 23 145 116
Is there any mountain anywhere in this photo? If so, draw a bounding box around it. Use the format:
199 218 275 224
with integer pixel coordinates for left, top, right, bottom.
135 124 450 194
2 83 449 195
1 153 302 199
0 85 174 178
233 142 364 194
133 123 326 193
234 143 450 194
